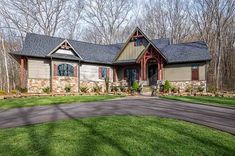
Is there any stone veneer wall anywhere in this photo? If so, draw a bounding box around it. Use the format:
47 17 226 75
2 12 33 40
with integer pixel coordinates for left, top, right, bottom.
80 81 106 92
52 76 78 93
28 78 50 93
170 81 207 92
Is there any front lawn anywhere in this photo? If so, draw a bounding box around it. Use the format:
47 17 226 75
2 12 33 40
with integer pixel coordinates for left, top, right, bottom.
0 95 124 110
161 96 235 107
0 116 234 156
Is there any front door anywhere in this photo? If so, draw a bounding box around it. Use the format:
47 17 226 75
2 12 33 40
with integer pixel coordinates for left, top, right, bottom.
148 64 158 85
126 68 138 86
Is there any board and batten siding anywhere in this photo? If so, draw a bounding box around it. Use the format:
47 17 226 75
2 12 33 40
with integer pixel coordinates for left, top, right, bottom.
80 64 113 82
28 58 50 79
117 39 148 61
163 63 206 81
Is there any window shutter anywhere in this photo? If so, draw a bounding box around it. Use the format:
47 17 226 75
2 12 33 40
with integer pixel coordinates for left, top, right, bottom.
134 41 136 47
74 65 78 77
54 64 57 76
98 67 102 79
192 69 199 80
107 68 110 79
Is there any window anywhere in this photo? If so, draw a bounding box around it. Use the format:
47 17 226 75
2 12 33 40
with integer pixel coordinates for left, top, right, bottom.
134 38 143 47
99 67 109 79
58 64 74 77
192 65 199 80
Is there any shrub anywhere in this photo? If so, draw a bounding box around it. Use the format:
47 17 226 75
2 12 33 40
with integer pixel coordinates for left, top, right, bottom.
105 78 110 93
64 85 72 93
163 80 171 92
185 85 193 93
111 86 119 92
0 90 6 95
80 86 89 93
42 87 51 94
171 86 178 93
93 86 102 93
207 85 217 93
197 85 204 92
120 86 127 92
132 81 140 92
11 90 18 94
18 87 28 93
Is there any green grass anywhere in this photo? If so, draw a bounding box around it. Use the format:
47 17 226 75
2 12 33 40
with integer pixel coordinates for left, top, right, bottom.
0 116 234 156
0 95 124 110
161 96 235 107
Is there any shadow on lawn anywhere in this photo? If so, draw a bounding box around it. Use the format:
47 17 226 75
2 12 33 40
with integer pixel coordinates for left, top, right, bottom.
55 106 131 156
9 106 234 155
18 107 58 155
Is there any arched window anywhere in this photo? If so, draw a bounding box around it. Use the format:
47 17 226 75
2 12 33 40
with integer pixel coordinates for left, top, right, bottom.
58 64 74 77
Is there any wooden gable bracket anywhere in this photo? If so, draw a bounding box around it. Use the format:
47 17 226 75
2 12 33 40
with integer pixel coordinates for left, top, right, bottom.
61 41 71 50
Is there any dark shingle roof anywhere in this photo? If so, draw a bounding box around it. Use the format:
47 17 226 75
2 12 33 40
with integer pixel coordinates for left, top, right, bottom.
19 33 210 64
21 33 121 64
161 41 211 63
151 38 170 50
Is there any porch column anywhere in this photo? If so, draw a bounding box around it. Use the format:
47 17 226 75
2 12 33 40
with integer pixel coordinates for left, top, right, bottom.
157 57 163 80
20 57 25 88
158 57 162 80
142 58 147 80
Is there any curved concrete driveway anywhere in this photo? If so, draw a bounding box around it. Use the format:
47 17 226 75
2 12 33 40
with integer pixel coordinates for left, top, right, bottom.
0 97 235 135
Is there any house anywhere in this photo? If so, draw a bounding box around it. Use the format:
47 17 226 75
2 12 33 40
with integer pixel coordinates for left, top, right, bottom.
12 27 211 93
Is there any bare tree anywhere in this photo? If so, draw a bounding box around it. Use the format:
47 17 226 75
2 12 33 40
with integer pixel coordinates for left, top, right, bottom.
0 33 10 93
83 0 133 44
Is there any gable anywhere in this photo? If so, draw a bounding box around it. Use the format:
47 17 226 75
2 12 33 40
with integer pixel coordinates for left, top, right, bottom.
48 40 82 59
115 28 151 62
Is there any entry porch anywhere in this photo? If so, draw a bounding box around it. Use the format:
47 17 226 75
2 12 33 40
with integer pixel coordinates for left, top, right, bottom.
113 45 165 86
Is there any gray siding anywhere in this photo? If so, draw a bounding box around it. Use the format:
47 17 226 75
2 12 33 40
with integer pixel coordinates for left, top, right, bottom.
163 63 206 81
28 58 50 79
80 64 113 82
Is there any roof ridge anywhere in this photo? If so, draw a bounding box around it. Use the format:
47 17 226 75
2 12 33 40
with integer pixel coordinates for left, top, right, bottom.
170 40 206 45
27 32 121 47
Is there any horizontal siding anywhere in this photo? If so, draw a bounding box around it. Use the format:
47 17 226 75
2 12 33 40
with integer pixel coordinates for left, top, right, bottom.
28 58 50 79
80 64 113 82
163 63 206 81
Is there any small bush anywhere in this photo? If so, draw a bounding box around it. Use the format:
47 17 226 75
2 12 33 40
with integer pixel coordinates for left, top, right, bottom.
120 86 127 92
93 86 102 93
42 87 51 94
0 90 6 95
18 87 28 93
197 86 204 92
65 85 72 93
111 86 119 92
185 85 193 93
163 80 171 92
80 86 89 93
207 85 217 93
132 81 140 92
105 78 110 93
171 86 178 93
11 90 18 94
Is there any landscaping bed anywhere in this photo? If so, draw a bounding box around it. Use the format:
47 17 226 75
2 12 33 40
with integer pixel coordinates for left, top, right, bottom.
161 95 235 107
0 95 125 110
0 116 234 156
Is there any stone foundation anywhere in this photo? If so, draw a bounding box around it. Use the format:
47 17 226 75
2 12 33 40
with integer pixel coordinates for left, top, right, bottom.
170 81 207 92
28 78 50 93
52 76 78 93
80 81 107 92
